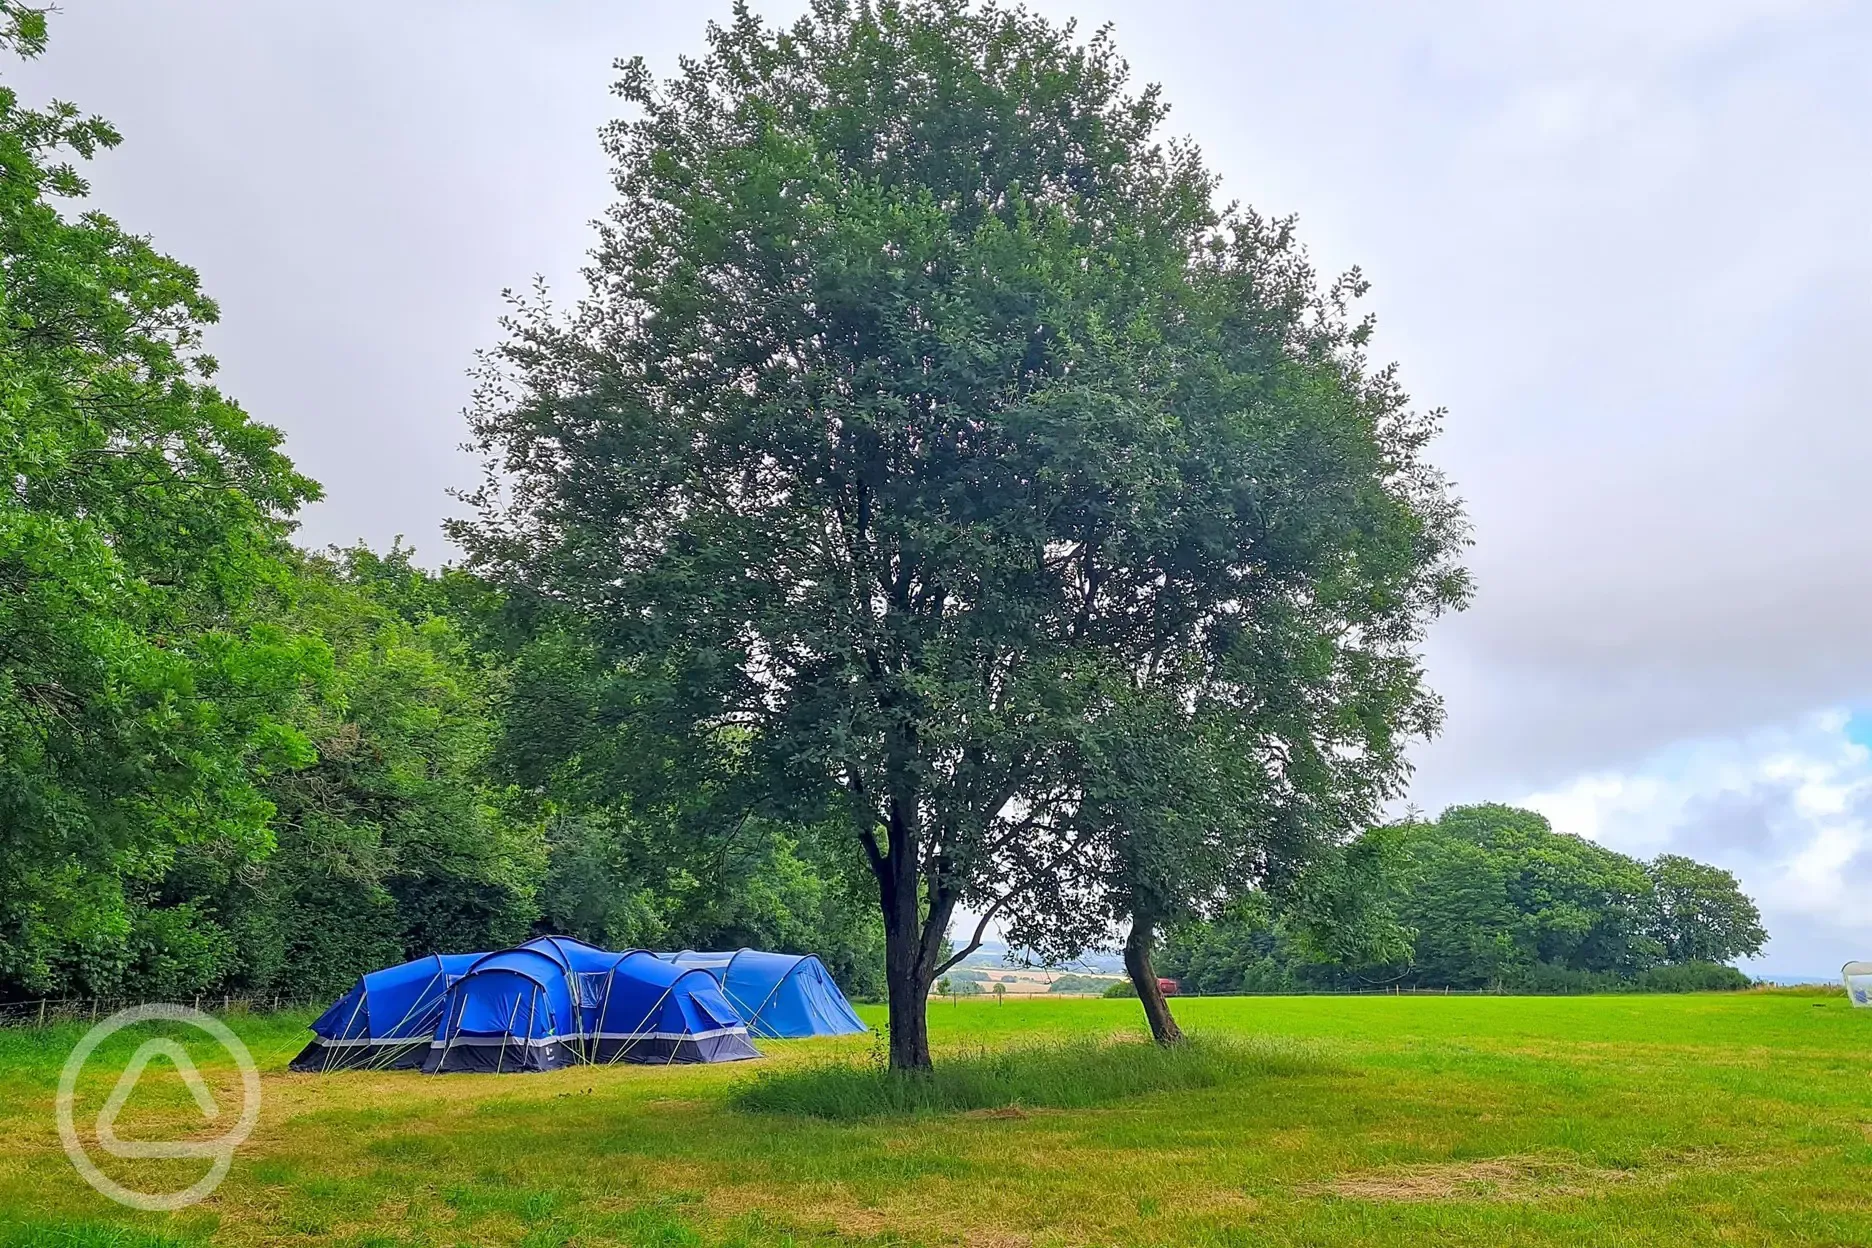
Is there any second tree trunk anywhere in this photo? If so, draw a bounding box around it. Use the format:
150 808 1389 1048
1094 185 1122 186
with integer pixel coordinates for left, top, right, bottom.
1123 916 1184 1045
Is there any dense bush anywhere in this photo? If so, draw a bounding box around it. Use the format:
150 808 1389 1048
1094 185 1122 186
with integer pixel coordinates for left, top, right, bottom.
212 547 547 998
1495 962 1751 994
1632 962 1753 993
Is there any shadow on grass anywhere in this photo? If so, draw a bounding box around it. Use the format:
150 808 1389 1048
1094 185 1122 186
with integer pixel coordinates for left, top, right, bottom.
730 1034 1331 1120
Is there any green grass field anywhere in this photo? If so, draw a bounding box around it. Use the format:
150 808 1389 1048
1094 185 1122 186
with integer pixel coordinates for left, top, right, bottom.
3 992 1868 1246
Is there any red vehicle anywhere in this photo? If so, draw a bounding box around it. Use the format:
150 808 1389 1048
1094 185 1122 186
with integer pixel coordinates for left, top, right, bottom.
1157 977 1180 997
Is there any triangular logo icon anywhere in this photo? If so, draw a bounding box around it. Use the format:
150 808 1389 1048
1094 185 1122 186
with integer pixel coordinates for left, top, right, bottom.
95 1038 222 1160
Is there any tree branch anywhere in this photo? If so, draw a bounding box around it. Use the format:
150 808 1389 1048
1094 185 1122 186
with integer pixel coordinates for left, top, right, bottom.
932 827 1101 978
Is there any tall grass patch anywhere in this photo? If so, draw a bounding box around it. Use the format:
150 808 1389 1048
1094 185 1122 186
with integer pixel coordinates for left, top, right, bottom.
729 1034 1327 1119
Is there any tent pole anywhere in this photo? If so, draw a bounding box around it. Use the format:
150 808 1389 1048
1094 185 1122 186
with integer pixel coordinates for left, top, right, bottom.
589 957 624 1065
496 990 525 1076
326 987 370 1074
611 980 679 1065
436 990 467 1072
367 963 448 1071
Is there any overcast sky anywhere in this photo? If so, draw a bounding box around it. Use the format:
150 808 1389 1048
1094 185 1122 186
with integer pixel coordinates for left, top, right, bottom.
17 1 1870 973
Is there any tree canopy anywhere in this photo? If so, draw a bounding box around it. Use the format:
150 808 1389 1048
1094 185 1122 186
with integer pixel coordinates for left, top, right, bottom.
455 0 1467 1067
0 3 323 995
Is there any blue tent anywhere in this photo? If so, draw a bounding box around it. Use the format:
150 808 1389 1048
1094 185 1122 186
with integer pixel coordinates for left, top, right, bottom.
582 951 759 1064
661 949 867 1039
423 946 585 1073
504 936 757 1063
290 953 479 1072
422 940 758 1072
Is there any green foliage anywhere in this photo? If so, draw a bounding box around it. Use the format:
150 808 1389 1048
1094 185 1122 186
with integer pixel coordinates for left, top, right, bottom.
1161 894 1310 995
729 1034 1321 1119
1395 803 1660 986
478 592 888 996
199 546 546 999
453 0 1467 1066
1101 978 1139 998
538 811 885 998
1498 960 1751 995
1389 805 1763 987
1164 804 1767 994
1646 853 1767 966
2 0 871 1000
0 13 324 997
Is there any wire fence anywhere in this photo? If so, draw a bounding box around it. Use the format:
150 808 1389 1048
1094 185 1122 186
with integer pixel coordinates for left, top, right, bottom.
5 977 1796 1029
0 993 328 1030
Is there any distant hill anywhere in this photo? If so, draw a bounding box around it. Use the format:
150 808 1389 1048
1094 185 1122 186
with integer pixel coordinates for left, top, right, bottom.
957 940 1127 976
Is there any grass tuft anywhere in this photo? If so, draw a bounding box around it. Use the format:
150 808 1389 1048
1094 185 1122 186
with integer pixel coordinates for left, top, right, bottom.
729 1033 1326 1119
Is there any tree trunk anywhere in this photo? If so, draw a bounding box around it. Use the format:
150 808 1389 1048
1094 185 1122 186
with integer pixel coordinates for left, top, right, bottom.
885 959 933 1071
879 835 935 1071
1124 916 1184 1046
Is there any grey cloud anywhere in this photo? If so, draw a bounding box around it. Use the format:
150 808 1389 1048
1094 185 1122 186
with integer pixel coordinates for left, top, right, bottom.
1669 785 1803 857
1744 896 1872 979
10 0 755 557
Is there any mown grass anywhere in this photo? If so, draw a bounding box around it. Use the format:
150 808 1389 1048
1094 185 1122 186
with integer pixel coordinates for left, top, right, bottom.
0 1225 194 1248
731 1034 1327 1119
3 993 1870 1246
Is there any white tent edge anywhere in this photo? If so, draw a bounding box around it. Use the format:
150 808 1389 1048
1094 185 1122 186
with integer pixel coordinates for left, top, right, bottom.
1841 961 1872 1007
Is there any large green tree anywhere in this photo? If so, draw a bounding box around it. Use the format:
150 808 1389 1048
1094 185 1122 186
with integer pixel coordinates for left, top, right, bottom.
0 5 324 998
1644 853 1765 967
1405 804 1660 986
455 0 1465 1068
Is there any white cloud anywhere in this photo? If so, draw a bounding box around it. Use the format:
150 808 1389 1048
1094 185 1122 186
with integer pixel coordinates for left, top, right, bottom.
1524 709 1872 973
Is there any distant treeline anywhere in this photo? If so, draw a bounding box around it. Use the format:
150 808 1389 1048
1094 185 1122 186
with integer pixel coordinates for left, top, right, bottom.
1162 804 1764 995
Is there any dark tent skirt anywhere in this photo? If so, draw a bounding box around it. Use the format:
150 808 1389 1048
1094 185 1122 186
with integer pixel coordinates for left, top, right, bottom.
289 1038 430 1073
585 1029 761 1065
420 1038 580 1074
416 1028 759 1072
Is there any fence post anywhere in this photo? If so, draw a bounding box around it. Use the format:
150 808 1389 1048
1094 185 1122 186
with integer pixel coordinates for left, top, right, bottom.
36 1000 46 1027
